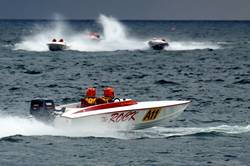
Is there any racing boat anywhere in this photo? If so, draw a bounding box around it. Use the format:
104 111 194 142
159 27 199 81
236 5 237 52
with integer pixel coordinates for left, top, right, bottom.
30 98 190 130
88 32 101 41
148 38 169 50
47 38 67 51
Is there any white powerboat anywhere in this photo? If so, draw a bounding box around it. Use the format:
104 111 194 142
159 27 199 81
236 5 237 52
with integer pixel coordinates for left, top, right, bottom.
148 38 169 50
47 39 67 51
30 98 190 130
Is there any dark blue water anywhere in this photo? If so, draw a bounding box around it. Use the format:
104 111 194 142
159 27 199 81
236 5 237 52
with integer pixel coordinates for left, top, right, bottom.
0 17 250 165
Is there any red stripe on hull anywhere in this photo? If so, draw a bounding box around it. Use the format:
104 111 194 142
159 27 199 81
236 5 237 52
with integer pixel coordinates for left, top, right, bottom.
74 100 137 114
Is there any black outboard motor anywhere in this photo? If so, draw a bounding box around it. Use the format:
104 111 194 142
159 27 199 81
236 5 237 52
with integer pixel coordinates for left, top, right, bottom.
30 99 56 122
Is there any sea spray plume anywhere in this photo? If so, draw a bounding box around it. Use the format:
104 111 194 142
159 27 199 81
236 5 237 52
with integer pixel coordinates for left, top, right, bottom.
98 14 128 42
69 14 146 51
14 16 71 52
95 14 146 51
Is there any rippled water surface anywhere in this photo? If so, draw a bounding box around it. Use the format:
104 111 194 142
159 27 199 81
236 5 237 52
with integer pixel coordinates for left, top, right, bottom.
0 17 250 165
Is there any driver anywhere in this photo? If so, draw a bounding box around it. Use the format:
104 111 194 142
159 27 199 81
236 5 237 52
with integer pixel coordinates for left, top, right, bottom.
96 87 115 104
80 87 97 107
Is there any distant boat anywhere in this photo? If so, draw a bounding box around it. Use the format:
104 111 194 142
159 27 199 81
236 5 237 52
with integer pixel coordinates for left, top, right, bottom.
47 38 67 51
89 32 101 41
148 38 169 50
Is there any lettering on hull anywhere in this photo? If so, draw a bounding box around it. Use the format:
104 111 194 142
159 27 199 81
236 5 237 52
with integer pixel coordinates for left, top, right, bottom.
143 108 161 121
110 111 137 122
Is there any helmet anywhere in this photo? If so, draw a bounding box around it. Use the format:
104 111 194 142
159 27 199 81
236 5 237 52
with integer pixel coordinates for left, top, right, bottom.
86 87 96 97
104 87 114 98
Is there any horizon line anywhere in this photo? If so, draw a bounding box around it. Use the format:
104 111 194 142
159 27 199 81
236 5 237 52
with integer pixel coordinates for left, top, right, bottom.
0 18 250 22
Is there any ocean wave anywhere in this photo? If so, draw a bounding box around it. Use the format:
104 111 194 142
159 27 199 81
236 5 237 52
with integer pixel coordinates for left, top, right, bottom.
123 125 250 139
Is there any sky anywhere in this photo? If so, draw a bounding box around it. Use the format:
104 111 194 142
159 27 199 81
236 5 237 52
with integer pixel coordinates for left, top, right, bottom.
0 0 250 20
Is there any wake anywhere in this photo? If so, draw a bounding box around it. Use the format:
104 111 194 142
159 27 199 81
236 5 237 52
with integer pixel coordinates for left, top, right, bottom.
166 41 220 51
14 14 221 52
0 114 124 139
123 125 250 139
0 113 249 139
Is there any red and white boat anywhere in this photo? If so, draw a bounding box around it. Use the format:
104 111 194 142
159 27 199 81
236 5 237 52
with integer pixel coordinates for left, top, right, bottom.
88 32 101 41
30 98 190 130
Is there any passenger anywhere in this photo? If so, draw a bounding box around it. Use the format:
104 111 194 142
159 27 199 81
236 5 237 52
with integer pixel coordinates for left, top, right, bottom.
96 87 115 104
52 38 57 42
80 87 97 107
59 38 64 42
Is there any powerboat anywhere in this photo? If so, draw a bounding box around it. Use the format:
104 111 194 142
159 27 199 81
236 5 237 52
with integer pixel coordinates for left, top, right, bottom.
30 98 190 130
88 32 101 41
148 38 169 50
47 38 67 51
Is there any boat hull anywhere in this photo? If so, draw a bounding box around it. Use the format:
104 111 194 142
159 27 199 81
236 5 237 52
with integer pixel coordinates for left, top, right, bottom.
53 100 190 130
47 42 67 51
148 41 169 50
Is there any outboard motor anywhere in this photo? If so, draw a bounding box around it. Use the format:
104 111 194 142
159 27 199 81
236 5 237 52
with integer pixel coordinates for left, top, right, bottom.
30 99 56 122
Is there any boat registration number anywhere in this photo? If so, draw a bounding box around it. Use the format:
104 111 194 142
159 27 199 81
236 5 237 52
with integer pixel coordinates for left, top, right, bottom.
143 108 161 121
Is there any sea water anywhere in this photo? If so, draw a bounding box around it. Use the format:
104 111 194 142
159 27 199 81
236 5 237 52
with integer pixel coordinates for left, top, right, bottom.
0 15 250 165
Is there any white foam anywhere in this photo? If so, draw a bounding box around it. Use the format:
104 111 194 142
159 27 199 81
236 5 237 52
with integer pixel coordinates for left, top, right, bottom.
166 41 221 51
0 115 56 138
0 114 125 139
